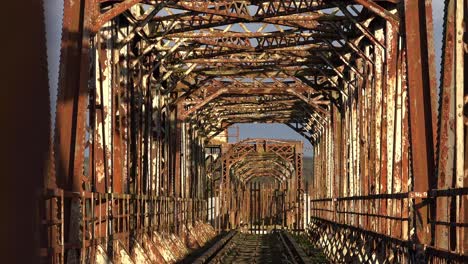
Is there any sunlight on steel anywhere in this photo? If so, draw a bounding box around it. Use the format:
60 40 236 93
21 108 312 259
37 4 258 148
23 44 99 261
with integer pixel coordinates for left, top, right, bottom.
40 0 467 263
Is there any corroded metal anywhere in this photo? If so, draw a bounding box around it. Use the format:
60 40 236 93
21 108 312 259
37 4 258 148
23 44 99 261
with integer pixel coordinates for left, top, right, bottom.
40 0 467 263
206 139 304 231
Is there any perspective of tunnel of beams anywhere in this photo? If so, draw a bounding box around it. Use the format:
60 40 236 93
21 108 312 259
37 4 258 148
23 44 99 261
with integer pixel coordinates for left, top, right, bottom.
205 138 304 232
95 0 392 143
217 139 302 185
45 0 468 263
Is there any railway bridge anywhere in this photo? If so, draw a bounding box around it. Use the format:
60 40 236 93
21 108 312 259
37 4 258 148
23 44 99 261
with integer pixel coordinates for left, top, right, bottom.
3 0 467 263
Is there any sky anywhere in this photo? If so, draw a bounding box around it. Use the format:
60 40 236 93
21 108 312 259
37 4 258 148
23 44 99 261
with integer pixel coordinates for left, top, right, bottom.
44 0 446 158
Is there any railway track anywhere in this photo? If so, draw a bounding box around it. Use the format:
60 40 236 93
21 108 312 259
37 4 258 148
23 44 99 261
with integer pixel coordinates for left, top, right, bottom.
192 231 314 264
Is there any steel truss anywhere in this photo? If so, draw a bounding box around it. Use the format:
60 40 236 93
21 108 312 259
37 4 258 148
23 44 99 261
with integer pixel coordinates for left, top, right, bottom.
207 139 304 232
39 0 467 263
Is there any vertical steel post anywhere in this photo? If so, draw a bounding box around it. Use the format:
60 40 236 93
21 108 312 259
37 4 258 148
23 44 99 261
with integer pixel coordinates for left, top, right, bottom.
404 0 436 246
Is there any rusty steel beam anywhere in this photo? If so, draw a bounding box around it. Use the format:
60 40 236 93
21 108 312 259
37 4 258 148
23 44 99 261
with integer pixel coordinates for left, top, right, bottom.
168 30 343 39
353 0 400 26
169 0 338 20
404 0 435 246
436 0 457 251
92 0 142 32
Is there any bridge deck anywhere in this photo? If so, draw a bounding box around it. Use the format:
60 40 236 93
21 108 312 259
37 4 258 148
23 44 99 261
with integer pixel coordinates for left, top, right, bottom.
190 231 328 264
